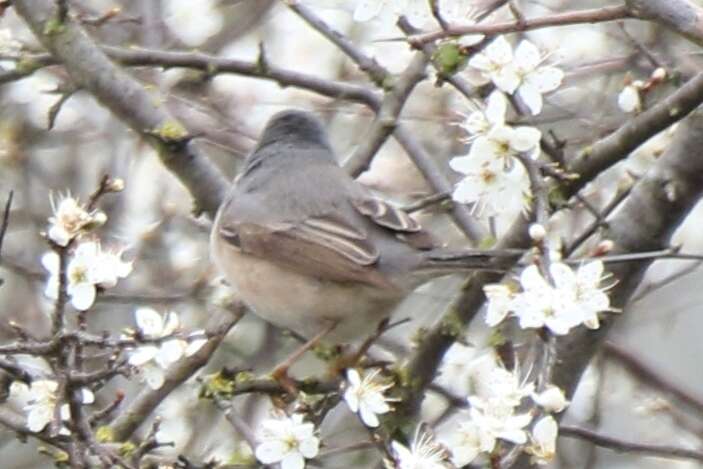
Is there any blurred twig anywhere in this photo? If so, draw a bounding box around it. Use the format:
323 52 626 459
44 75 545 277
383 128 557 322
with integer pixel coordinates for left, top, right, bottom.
0 190 13 287
560 425 703 463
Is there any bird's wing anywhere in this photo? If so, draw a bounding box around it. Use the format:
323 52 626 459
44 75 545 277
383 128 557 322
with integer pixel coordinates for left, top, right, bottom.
352 197 435 250
217 216 397 290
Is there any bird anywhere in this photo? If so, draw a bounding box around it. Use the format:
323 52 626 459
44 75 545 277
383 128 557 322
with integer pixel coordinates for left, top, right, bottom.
210 109 516 347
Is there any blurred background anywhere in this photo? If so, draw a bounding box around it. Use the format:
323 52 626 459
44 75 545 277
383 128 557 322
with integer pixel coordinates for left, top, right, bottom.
0 0 702 467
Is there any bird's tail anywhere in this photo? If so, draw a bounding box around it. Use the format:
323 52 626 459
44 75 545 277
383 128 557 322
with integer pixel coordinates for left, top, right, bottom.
418 248 525 273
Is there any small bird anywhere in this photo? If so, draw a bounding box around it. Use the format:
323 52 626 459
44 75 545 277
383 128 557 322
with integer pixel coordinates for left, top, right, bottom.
210 110 514 345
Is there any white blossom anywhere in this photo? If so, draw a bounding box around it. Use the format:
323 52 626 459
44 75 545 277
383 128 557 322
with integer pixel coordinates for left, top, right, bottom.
510 265 580 334
526 415 558 465
618 81 643 113
483 284 515 326
23 380 58 433
48 193 106 246
484 260 613 334
128 308 206 389
391 427 451 469
511 40 564 115
450 153 531 216
445 420 482 466
344 368 393 427
532 385 569 413
467 35 515 89
547 260 613 329
255 413 320 469
468 397 533 450
468 124 542 166
13 380 94 433
468 36 563 115
458 90 507 139
42 240 132 311
472 365 534 409
528 223 547 242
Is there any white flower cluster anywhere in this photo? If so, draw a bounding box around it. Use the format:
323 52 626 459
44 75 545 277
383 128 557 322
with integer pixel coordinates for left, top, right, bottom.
48 193 106 247
127 307 207 389
445 364 568 466
42 240 132 311
43 193 131 311
249 356 571 467
449 36 563 217
484 259 615 335
450 90 537 216
10 380 94 433
468 36 564 116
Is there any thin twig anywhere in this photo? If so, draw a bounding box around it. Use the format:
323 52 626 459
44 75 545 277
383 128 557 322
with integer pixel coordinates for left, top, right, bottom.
409 5 632 45
560 425 703 462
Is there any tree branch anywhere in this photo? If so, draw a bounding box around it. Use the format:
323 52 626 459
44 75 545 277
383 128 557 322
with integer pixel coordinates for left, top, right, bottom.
626 0 703 46
554 111 703 398
109 307 243 442
12 0 228 217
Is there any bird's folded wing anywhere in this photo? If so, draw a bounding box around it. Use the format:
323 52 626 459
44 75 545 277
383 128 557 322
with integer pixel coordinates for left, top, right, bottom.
218 219 396 290
352 197 435 250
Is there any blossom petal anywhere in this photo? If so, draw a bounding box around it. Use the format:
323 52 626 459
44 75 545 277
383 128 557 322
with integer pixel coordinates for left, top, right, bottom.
48 226 71 247
449 155 476 174
281 452 305 469
485 90 507 125
510 126 542 152
518 82 544 115
514 40 541 71
41 251 59 274
298 436 320 458
162 311 181 336
492 64 520 94
618 85 641 113
135 307 164 336
27 406 53 432
255 440 288 464
531 66 564 93
485 35 513 65
70 283 96 311
359 404 380 427
155 339 185 368
128 345 158 366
